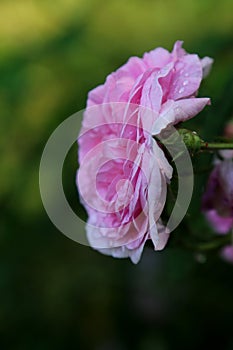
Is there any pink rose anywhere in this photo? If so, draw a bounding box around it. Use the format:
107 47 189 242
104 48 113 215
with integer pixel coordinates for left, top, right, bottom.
77 104 172 263
88 40 213 134
77 41 212 263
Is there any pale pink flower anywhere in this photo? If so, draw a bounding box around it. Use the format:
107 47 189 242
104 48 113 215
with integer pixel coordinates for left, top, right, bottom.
77 41 212 263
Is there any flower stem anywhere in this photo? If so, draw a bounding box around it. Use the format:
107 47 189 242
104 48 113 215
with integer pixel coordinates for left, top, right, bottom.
177 129 233 153
200 142 233 151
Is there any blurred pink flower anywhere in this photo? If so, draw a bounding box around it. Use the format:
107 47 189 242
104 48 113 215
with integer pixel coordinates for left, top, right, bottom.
221 245 233 264
202 153 233 234
88 40 213 134
224 120 233 139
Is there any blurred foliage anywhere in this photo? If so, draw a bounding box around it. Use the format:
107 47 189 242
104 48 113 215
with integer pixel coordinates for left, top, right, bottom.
1 0 233 349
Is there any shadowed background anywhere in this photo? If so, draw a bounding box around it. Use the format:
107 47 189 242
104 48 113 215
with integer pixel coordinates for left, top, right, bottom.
1 0 233 349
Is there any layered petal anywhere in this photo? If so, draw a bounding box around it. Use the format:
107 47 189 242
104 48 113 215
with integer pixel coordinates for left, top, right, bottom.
152 98 210 135
78 41 213 263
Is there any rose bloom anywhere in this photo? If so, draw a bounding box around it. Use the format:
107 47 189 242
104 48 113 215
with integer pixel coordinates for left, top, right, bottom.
77 41 212 263
202 151 233 234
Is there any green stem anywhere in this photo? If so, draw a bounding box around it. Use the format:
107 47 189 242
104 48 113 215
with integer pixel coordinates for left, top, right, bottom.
201 142 233 151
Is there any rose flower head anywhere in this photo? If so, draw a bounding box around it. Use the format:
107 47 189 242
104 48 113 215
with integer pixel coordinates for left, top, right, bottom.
77 41 213 263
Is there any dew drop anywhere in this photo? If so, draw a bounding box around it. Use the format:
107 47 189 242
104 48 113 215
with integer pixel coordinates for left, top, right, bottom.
183 80 188 86
178 87 184 94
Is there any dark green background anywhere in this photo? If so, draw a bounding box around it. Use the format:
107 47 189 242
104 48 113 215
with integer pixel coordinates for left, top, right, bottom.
1 0 233 349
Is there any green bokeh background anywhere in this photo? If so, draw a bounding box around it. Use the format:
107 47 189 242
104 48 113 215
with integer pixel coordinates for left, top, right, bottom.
1 1 233 349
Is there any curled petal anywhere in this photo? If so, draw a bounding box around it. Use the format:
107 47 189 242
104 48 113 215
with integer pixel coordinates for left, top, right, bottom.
152 98 210 134
201 56 214 78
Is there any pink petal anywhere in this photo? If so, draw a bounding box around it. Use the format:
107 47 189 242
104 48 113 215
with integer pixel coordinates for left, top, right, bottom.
171 40 186 59
87 84 106 106
98 232 148 264
143 47 171 68
152 98 210 134
152 220 170 251
201 56 214 78
166 54 203 100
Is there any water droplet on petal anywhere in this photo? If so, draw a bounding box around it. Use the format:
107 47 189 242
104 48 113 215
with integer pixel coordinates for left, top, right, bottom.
178 87 184 94
183 80 188 86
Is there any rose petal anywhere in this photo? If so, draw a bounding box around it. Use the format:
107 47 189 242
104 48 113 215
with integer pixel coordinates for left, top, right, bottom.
152 98 210 134
201 56 214 78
